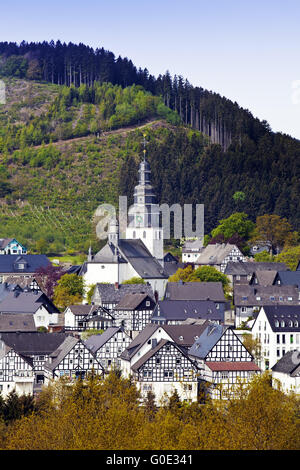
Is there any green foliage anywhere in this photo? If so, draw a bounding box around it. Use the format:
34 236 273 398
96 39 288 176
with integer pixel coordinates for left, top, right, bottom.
275 245 300 270
169 265 230 295
1 373 299 450
254 251 274 262
53 273 85 310
211 212 255 241
123 277 146 284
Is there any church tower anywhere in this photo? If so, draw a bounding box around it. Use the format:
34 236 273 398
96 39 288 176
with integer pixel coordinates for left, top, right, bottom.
126 137 164 264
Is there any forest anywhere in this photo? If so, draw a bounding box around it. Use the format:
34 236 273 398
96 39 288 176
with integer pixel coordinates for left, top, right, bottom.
0 371 299 450
0 40 299 256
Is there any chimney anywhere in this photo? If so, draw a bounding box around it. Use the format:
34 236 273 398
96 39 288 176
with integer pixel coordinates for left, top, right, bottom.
114 282 119 290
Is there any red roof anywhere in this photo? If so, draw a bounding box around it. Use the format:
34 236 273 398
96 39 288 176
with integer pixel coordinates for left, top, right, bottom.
205 361 261 372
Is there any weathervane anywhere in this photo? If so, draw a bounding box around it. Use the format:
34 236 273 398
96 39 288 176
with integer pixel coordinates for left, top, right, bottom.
142 134 148 161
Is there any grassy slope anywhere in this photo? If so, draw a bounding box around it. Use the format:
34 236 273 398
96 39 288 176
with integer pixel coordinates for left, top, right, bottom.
0 78 182 254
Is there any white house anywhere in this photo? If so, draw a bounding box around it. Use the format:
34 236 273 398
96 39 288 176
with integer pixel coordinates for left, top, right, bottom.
0 291 60 330
181 238 204 264
271 350 300 394
0 238 27 255
251 306 300 371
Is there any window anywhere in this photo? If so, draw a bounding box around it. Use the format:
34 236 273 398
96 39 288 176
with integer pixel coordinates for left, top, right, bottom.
221 372 229 379
281 321 285 328
164 371 173 378
146 301 150 307
290 335 294 344
277 334 280 344
282 335 286 344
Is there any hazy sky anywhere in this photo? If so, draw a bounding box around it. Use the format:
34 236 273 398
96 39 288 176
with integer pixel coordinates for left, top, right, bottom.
1 0 299 139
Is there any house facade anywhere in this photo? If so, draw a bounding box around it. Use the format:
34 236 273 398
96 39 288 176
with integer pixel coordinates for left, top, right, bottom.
271 350 300 394
251 306 300 371
194 243 246 273
234 284 300 327
84 327 132 371
0 238 27 255
188 324 260 399
44 336 104 383
0 339 34 397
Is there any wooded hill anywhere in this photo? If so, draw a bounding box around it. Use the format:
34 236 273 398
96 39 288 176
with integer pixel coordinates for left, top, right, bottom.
0 41 299 256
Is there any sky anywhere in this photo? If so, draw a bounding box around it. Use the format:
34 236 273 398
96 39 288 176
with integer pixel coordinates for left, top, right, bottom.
1 0 299 139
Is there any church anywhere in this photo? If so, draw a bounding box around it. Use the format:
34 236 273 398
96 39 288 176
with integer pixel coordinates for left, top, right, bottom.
80 150 169 300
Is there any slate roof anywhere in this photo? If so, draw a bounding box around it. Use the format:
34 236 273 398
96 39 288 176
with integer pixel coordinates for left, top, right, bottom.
165 282 225 302
258 306 300 332
118 239 168 279
234 285 300 307
92 283 155 305
66 304 98 316
120 323 159 361
0 282 21 302
224 261 288 276
114 293 154 310
151 300 223 322
84 327 122 353
188 323 228 359
44 335 79 371
195 243 241 265
0 332 69 355
274 271 300 289
182 239 204 253
82 239 168 280
0 291 59 314
0 314 36 332
0 255 51 274
162 323 209 348
4 276 40 290
131 339 170 371
250 270 278 286
90 243 126 264
271 350 300 375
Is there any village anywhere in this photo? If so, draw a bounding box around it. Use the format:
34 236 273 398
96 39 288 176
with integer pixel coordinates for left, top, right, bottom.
0 154 299 406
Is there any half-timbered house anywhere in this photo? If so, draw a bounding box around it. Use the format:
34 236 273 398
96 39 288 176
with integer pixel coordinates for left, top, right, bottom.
131 339 201 404
0 332 70 391
188 323 260 399
113 293 156 336
91 282 155 310
0 338 34 397
84 327 132 371
43 336 104 383
194 243 246 273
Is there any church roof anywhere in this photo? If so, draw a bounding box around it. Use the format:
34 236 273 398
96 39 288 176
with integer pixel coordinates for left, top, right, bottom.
118 239 168 279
